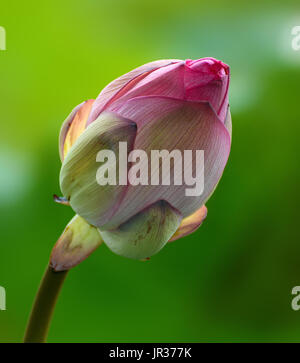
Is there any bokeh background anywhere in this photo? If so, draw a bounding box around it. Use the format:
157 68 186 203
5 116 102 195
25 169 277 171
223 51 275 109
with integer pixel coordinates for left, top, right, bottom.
1 0 300 342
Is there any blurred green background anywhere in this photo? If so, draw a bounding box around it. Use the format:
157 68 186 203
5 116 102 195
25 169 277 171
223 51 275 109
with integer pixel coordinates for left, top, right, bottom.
1 0 300 342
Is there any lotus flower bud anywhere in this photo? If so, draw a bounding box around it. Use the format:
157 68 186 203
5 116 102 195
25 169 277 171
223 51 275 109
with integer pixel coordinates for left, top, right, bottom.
57 58 231 261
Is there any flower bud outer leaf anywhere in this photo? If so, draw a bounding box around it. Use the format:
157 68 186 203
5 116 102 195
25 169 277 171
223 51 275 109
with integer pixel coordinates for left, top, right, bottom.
99 200 182 260
60 112 137 228
50 215 103 271
168 205 207 242
62 99 94 160
59 101 86 161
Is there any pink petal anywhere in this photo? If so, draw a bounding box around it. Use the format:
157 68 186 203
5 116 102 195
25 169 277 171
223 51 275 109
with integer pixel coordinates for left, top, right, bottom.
87 59 182 126
105 62 185 113
224 106 232 138
101 96 231 230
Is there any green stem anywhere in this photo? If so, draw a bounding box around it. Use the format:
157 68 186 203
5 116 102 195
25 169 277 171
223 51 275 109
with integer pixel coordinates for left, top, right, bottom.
24 265 68 343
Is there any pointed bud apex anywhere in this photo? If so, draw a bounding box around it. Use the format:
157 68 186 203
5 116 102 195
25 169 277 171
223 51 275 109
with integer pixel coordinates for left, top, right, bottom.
50 215 103 271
